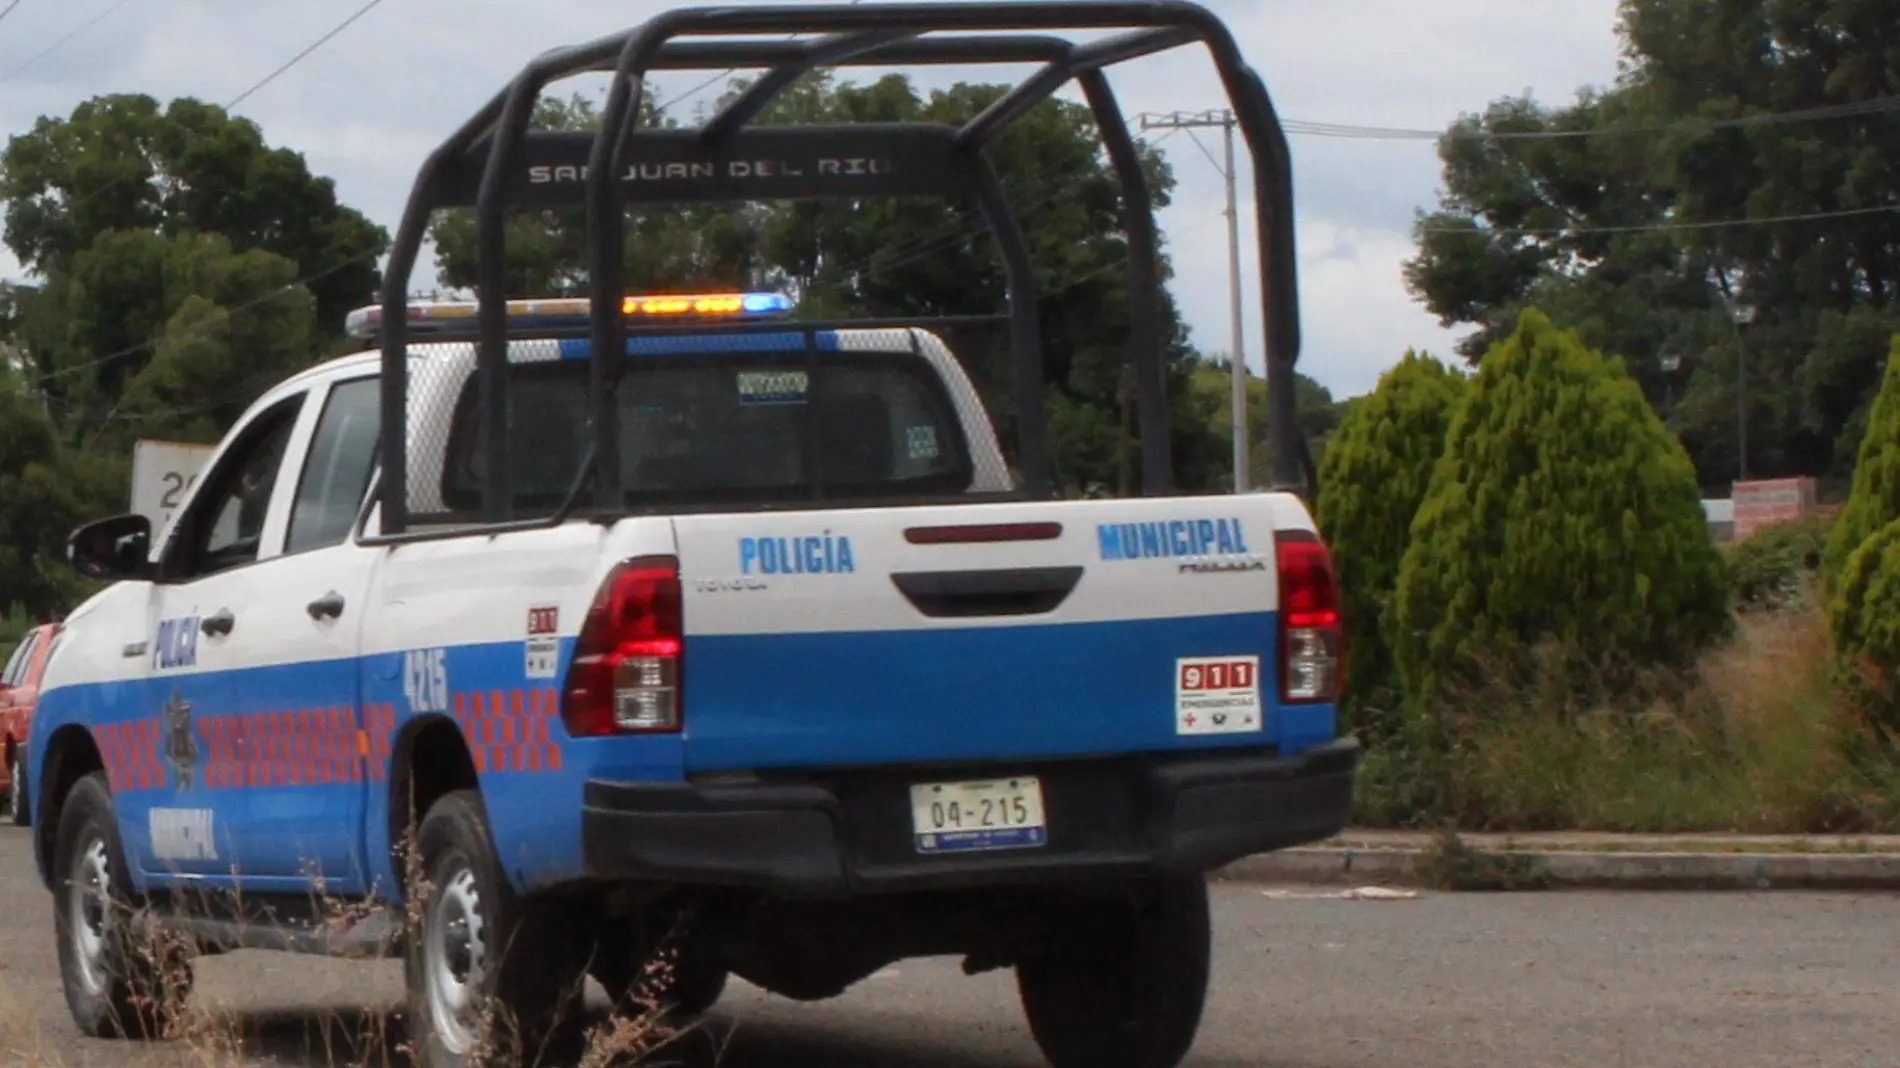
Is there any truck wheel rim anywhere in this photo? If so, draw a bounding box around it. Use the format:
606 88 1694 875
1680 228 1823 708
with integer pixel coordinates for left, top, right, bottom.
69 837 111 998
424 867 486 1054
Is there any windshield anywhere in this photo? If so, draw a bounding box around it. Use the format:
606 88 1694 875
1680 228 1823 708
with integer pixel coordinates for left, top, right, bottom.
441 350 975 514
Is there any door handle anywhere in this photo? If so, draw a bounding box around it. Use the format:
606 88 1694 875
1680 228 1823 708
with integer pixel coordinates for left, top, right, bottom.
200 609 235 637
307 591 346 621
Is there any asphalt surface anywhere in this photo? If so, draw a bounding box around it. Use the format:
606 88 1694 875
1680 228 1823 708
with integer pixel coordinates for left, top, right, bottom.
1 826 1896 1067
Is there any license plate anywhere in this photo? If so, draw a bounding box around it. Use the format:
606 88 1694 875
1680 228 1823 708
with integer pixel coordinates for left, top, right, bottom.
909 776 1048 854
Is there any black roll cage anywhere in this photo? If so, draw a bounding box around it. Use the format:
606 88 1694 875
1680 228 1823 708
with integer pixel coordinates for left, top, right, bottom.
376 1 1305 536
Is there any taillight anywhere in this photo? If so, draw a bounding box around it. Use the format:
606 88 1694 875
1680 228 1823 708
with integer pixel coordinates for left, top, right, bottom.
1275 529 1342 703
561 555 683 737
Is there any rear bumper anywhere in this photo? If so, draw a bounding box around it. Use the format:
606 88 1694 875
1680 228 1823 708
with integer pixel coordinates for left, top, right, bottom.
581 737 1359 896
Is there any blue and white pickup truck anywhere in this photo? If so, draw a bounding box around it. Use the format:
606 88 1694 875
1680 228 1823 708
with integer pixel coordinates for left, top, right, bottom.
29 294 1356 1067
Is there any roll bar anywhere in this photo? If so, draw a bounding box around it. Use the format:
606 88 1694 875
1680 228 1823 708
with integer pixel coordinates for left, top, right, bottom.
377 1 1304 534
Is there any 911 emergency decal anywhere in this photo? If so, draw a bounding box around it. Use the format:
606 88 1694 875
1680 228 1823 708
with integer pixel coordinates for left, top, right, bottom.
525 605 559 680
1174 656 1263 735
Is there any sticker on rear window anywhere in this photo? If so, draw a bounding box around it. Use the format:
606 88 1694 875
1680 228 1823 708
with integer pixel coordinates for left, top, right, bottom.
906 424 939 460
1174 656 1262 735
737 369 808 405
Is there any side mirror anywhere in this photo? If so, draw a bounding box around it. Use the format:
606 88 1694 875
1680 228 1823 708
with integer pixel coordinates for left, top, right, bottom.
68 514 153 582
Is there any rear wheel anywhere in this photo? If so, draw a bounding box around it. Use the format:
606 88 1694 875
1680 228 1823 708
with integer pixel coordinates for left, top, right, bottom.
53 772 193 1039
589 918 729 1018
405 790 589 1068
1016 875 1212 1068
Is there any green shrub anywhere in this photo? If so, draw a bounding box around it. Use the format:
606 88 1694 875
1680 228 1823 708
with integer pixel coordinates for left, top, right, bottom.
1314 349 1466 728
1726 513 1833 613
1389 308 1730 702
1829 515 1900 736
1821 333 1900 596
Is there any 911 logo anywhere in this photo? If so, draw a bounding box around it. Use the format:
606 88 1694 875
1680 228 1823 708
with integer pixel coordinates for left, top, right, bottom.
1180 659 1256 692
1175 655 1262 737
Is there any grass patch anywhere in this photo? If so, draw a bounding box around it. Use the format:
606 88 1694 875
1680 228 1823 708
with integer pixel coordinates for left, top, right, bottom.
1412 828 1552 892
1352 601 1900 834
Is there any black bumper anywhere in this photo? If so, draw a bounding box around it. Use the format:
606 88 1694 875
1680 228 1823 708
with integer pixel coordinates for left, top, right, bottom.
581 738 1359 896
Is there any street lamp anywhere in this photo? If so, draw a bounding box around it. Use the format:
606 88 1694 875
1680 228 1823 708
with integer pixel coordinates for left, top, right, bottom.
1657 342 1683 420
1729 300 1756 482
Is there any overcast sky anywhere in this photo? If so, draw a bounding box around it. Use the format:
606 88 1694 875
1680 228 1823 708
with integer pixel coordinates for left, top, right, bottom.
0 0 1625 399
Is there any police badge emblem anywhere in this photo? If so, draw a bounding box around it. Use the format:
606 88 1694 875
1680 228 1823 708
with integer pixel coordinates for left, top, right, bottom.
163 686 200 791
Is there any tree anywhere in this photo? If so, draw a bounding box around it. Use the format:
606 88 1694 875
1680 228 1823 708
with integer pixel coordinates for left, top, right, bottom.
1 94 387 337
1402 0 1900 491
1313 350 1467 723
1821 333 1900 594
1389 309 1730 702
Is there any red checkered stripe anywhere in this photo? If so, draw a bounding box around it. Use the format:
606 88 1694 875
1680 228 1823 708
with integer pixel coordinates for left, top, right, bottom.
195 708 365 789
453 688 565 775
93 720 167 793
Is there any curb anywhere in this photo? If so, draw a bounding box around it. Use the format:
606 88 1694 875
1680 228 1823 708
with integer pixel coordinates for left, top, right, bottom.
1213 847 1900 891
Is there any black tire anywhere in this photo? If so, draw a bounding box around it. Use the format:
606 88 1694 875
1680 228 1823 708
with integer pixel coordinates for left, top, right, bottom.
404 790 590 1068
9 745 29 827
52 771 194 1039
1016 875 1212 1068
590 920 730 1018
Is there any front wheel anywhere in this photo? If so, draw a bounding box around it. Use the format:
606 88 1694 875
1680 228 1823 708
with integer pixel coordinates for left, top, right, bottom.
10 746 29 826
52 772 193 1039
404 790 589 1068
1016 875 1212 1068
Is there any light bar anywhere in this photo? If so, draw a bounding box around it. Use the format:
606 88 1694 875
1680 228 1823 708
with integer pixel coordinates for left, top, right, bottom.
343 291 795 339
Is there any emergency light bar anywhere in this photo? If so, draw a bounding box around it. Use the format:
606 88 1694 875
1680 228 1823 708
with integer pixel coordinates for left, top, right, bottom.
344 291 795 340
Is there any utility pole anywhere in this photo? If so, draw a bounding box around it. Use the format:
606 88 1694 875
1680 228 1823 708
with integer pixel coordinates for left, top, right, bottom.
1139 108 1248 492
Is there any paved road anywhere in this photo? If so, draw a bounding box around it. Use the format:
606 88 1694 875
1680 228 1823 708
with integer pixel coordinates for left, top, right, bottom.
1 825 1896 1067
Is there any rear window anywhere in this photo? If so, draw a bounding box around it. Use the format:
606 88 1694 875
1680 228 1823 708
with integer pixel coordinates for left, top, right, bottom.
442 351 974 513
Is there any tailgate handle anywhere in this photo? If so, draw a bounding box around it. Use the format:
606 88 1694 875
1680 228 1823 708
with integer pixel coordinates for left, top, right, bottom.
890 566 1083 618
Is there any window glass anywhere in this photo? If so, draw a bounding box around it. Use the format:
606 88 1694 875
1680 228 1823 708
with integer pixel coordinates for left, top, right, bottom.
2 632 38 687
287 377 380 553
185 400 302 576
442 353 971 513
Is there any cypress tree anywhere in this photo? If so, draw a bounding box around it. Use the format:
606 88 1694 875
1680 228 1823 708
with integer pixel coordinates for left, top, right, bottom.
1821 334 1900 598
1829 516 1900 733
1314 349 1466 722
1389 309 1730 700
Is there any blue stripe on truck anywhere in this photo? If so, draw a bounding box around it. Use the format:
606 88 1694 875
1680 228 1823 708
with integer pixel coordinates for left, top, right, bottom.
680 610 1338 773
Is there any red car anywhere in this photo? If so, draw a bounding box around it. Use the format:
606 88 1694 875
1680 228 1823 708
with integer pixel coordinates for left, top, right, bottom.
2 621 60 827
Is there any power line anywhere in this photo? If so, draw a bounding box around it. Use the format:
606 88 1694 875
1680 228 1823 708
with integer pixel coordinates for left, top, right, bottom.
1282 94 1900 142
226 0 390 110
0 1 27 28
0 0 138 87
1424 203 1899 237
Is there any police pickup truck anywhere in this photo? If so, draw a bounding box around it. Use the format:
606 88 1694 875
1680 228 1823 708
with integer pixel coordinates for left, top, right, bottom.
30 291 1355 1067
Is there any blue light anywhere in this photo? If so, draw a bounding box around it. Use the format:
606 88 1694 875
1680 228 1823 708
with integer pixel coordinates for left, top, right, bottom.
742 292 794 315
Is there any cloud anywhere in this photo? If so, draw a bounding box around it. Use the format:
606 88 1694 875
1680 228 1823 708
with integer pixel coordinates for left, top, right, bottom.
0 0 1626 398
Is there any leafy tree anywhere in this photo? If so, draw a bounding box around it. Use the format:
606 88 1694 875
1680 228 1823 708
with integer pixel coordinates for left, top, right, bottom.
1390 309 1730 702
1 94 387 336
1821 333 1900 594
0 362 84 619
1313 350 1467 722
1403 0 1900 490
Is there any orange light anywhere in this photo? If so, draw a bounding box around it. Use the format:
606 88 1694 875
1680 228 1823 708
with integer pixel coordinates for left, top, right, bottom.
623 293 750 316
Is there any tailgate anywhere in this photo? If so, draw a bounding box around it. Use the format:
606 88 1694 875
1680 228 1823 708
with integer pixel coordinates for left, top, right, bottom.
672 495 1329 773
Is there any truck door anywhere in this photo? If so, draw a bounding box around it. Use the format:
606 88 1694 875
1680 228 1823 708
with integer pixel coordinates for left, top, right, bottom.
137 391 310 884
227 373 382 890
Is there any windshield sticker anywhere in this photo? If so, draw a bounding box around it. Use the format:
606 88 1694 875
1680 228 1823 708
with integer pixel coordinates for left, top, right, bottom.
737 369 809 405
741 532 856 575
906 424 939 460
1175 656 1263 736
1097 518 1251 563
